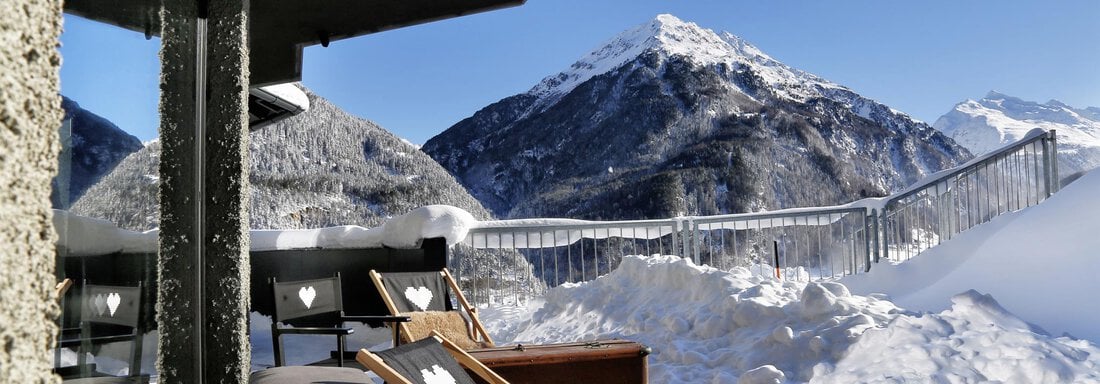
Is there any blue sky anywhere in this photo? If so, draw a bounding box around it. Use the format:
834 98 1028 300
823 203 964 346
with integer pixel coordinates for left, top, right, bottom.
61 0 1100 144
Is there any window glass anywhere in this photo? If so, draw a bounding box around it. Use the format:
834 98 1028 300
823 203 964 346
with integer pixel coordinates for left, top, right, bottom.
54 14 161 381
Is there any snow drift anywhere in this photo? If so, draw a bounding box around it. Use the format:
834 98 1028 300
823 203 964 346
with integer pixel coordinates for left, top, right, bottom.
485 255 1100 383
841 168 1100 341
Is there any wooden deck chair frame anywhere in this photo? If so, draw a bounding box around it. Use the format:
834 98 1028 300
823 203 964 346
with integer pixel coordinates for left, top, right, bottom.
52 278 72 375
369 268 494 348
356 330 508 384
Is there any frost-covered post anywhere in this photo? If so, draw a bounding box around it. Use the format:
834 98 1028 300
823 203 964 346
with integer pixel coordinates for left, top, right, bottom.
157 0 251 382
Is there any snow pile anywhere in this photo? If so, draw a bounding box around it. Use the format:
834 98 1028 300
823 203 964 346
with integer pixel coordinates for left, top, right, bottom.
841 167 1100 341
252 205 476 250
250 225 382 251
485 254 1100 383
52 209 157 256
490 255 902 383
814 290 1100 383
56 204 480 254
379 205 477 248
255 83 310 113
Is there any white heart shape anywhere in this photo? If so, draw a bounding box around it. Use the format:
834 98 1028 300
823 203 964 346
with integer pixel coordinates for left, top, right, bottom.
299 286 317 309
420 364 457 384
92 294 107 316
106 292 122 317
404 286 433 311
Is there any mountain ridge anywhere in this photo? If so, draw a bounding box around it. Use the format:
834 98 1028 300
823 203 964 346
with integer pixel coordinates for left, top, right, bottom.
934 91 1100 175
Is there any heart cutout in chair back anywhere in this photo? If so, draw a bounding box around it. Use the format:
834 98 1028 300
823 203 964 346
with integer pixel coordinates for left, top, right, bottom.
420 364 457 384
298 286 317 309
92 294 107 316
404 286 433 311
106 292 122 316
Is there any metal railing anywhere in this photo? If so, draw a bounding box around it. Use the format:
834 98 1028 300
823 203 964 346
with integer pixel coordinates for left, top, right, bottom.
451 219 678 307
878 129 1059 262
450 130 1060 307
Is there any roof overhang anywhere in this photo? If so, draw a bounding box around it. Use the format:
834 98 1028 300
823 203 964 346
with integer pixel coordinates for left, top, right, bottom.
64 0 525 86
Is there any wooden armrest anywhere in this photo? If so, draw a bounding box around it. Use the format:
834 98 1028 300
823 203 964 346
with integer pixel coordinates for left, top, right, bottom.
341 315 411 323
275 327 353 336
58 334 136 347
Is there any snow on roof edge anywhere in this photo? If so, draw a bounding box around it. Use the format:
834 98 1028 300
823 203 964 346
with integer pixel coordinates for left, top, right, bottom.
55 205 477 257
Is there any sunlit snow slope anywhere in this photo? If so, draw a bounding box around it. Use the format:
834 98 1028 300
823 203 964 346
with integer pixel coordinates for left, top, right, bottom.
841 167 1100 342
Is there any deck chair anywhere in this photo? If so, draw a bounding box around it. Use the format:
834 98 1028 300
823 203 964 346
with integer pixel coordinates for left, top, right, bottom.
270 273 410 367
369 269 494 350
56 282 146 382
356 331 508 384
54 279 73 374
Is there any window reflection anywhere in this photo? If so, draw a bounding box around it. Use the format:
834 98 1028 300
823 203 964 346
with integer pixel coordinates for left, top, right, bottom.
54 14 160 381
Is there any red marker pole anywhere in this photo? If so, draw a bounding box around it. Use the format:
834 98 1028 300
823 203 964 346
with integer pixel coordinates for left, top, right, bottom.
773 240 781 280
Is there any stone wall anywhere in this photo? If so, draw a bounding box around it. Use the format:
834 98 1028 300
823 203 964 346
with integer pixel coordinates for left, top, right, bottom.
0 0 65 383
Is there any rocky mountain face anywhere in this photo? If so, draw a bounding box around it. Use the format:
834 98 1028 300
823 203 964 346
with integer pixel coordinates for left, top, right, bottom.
424 14 971 220
52 96 143 208
72 87 494 232
934 91 1100 176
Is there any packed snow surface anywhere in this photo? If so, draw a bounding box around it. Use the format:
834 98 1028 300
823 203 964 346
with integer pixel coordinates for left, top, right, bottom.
482 255 1100 383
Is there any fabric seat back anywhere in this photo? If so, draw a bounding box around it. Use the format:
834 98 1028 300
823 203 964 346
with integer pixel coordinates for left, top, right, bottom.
272 276 342 322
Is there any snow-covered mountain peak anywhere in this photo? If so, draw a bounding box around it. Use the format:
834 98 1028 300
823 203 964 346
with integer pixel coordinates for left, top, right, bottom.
525 14 845 109
935 91 1100 173
1045 99 1071 109
525 14 728 105
983 90 1015 101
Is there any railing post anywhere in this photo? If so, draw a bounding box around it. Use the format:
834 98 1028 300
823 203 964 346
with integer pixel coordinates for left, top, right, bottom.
691 219 700 265
670 220 679 258
879 206 889 263
1049 130 1059 194
681 219 692 262
869 209 879 265
864 210 874 272
1042 134 1053 198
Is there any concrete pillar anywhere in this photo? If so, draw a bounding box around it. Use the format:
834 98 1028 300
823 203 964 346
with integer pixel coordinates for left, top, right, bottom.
157 0 251 382
0 0 64 383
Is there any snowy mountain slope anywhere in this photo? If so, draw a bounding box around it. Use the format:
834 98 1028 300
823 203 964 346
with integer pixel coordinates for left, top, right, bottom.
73 86 494 231
52 96 143 208
934 91 1100 175
425 14 970 220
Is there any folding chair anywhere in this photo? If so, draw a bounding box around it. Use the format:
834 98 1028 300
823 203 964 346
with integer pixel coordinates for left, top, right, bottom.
369 269 493 350
270 273 409 367
56 281 146 382
356 331 508 384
